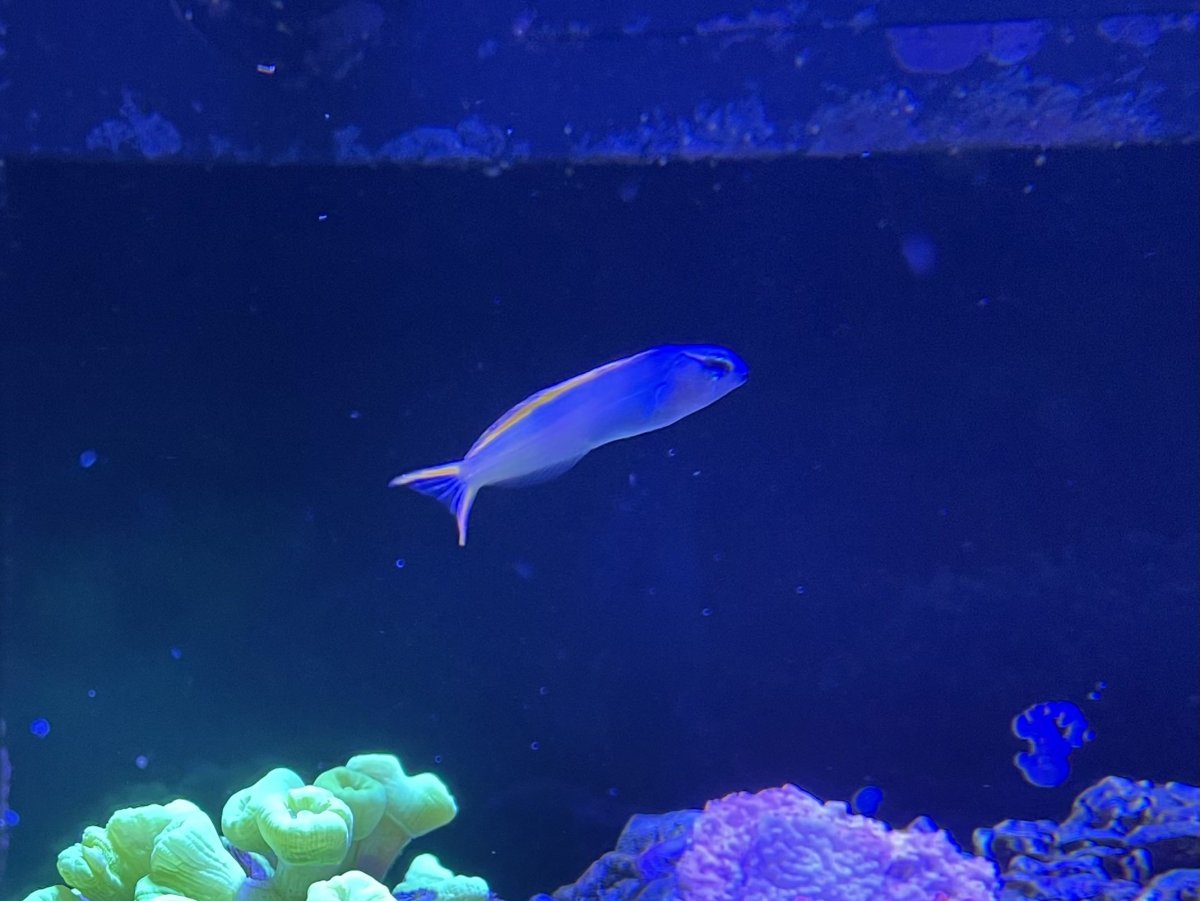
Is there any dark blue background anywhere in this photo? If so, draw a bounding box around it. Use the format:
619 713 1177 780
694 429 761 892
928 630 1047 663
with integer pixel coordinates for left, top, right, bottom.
1 146 1197 898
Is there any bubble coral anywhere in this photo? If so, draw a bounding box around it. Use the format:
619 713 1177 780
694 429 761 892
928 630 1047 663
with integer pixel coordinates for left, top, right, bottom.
676 784 999 901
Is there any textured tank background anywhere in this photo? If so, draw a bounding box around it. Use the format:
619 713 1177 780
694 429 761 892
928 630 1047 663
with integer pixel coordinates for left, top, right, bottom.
0 0 1195 163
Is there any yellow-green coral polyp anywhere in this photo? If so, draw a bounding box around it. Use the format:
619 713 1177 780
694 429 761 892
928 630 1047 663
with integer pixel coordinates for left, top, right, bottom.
24 752 479 901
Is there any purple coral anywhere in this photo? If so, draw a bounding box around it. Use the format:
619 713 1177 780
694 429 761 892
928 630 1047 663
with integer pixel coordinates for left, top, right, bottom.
676 784 999 901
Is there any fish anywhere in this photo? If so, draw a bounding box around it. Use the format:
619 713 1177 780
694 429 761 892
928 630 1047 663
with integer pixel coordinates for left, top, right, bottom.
390 344 748 545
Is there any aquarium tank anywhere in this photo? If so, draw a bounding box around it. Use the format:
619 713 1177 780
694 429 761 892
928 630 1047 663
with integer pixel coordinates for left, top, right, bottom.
0 0 1197 898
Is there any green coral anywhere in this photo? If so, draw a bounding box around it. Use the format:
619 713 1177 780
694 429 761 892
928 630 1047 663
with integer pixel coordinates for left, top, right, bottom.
20 753 461 901
307 871 395 901
393 853 491 900
336 754 458 880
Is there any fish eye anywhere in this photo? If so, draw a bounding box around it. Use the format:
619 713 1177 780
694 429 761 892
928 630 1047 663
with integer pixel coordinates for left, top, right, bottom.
682 351 737 382
700 357 734 380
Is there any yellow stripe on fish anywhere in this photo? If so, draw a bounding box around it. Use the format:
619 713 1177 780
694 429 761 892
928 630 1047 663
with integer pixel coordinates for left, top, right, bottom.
389 344 748 545
467 354 638 457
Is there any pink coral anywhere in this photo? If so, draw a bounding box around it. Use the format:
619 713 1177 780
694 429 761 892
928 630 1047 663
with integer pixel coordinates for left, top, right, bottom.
676 784 999 901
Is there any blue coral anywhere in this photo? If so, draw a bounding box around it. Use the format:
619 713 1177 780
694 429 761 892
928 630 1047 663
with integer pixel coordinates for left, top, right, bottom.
533 810 698 901
537 777 1199 901
1011 700 1096 788
975 776 1200 901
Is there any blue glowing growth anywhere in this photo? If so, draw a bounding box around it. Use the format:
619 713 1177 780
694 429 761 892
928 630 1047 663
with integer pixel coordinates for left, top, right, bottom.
851 785 884 817
1011 700 1095 788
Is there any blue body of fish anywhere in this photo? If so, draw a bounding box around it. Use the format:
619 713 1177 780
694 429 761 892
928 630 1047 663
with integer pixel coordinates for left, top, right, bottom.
390 344 748 545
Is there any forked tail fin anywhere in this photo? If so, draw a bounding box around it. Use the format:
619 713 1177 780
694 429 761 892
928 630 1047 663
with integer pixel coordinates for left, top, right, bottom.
388 462 478 546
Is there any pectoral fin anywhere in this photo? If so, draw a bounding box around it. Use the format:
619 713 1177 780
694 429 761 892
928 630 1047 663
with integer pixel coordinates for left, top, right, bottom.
644 380 670 418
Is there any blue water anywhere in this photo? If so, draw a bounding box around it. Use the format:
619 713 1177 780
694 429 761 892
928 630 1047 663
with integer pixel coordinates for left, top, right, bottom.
0 148 1196 898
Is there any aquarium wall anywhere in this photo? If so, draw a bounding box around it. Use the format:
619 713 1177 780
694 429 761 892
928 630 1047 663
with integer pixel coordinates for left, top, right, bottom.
0 0 1197 165
0 1 1198 900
